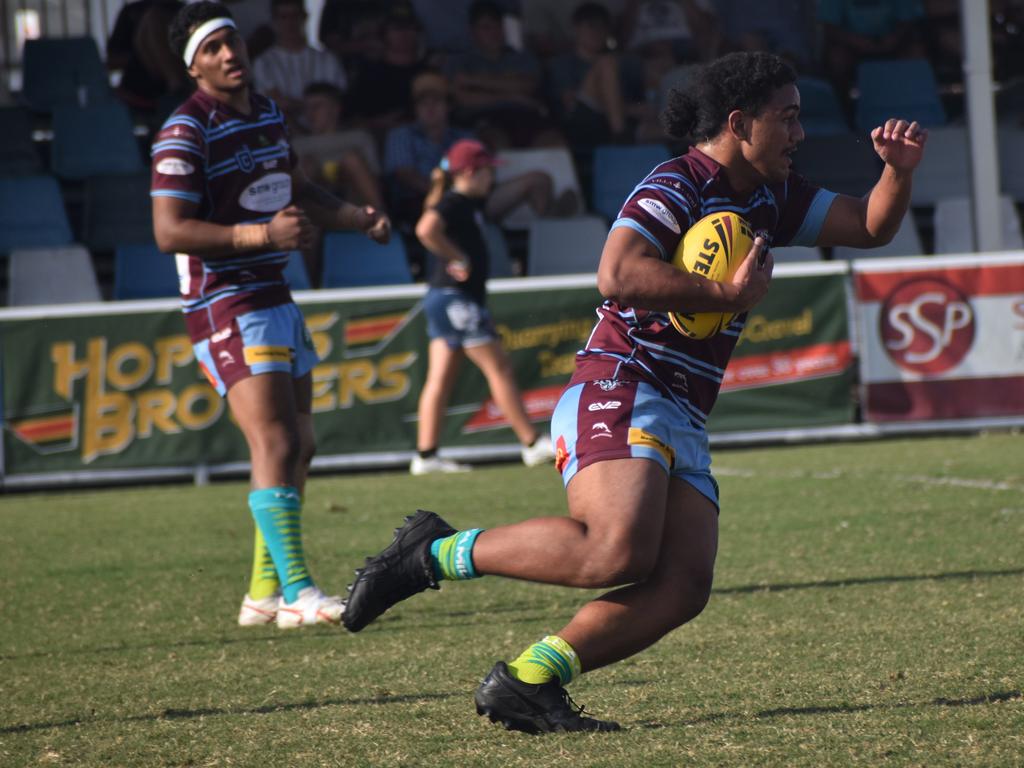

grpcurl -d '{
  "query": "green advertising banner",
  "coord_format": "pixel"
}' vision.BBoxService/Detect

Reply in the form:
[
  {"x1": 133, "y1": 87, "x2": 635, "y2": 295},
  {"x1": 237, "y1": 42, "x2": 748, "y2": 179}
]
[{"x1": 0, "y1": 266, "x2": 854, "y2": 487}]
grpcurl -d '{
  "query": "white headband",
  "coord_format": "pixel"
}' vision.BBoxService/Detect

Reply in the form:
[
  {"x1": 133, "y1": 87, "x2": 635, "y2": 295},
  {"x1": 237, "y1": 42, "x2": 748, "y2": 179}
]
[{"x1": 183, "y1": 17, "x2": 237, "y2": 66}]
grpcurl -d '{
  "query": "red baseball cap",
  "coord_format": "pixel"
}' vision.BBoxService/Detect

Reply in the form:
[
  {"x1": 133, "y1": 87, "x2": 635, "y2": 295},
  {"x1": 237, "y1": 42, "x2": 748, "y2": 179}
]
[{"x1": 444, "y1": 139, "x2": 503, "y2": 173}]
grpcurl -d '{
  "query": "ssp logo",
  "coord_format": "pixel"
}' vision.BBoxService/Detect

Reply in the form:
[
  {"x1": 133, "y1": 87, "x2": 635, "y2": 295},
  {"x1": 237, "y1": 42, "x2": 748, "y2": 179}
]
[{"x1": 879, "y1": 278, "x2": 975, "y2": 374}]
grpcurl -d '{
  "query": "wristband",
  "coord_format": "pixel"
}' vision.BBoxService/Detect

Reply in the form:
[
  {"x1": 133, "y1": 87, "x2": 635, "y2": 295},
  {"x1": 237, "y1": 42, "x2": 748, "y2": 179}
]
[{"x1": 232, "y1": 223, "x2": 270, "y2": 251}]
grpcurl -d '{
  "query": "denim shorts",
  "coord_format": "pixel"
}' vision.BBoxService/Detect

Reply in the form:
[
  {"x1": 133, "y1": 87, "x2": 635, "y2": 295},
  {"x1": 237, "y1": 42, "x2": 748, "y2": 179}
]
[{"x1": 423, "y1": 287, "x2": 498, "y2": 349}]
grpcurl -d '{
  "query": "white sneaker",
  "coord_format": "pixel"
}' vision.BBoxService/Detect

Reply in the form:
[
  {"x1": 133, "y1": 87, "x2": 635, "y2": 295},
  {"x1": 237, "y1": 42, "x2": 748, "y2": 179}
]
[
  {"x1": 276, "y1": 586, "x2": 345, "y2": 629},
  {"x1": 521, "y1": 435, "x2": 556, "y2": 467},
  {"x1": 410, "y1": 455, "x2": 472, "y2": 475},
  {"x1": 238, "y1": 592, "x2": 280, "y2": 626}
]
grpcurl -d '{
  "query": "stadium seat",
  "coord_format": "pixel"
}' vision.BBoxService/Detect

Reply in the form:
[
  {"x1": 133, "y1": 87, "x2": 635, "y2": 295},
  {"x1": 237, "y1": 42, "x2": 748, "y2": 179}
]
[
  {"x1": 112, "y1": 243, "x2": 178, "y2": 300},
  {"x1": 832, "y1": 215, "x2": 924, "y2": 260},
  {"x1": 51, "y1": 101, "x2": 145, "y2": 180},
  {"x1": 0, "y1": 107, "x2": 41, "y2": 175},
  {"x1": 796, "y1": 77, "x2": 850, "y2": 136},
  {"x1": 321, "y1": 232, "x2": 412, "y2": 287},
  {"x1": 998, "y1": 126, "x2": 1024, "y2": 203},
  {"x1": 908, "y1": 126, "x2": 970, "y2": 206},
  {"x1": 527, "y1": 215, "x2": 608, "y2": 276},
  {"x1": 494, "y1": 147, "x2": 583, "y2": 228},
  {"x1": 283, "y1": 251, "x2": 312, "y2": 290},
  {"x1": 8, "y1": 245, "x2": 101, "y2": 305},
  {"x1": 854, "y1": 59, "x2": 947, "y2": 134},
  {"x1": 482, "y1": 222, "x2": 516, "y2": 278},
  {"x1": 791, "y1": 134, "x2": 882, "y2": 197},
  {"x1": 932, "y1": 195, "x2": 1024, "y2": 254},
  {"x1": 20, "y1": 37, "x2": 111, "y2": 113},
  {"x1": 591, "y1": 144, "x2": 673, "y2": 223},
  {"x1": 0, "y1": 175, "x2": 73, "y2": 250},
  {"x1": 770, "y1": 246, "x2": 824, "y2": 263},
  {"x1": 81, "y1": 173, "x2": 154, "y2": 251}
]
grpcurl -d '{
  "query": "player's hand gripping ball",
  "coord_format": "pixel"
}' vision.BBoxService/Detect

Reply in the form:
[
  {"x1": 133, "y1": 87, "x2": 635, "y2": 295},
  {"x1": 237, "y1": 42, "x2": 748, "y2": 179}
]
[{"x1": 669, "y1": 211, "x2": 754, "y2": 339}]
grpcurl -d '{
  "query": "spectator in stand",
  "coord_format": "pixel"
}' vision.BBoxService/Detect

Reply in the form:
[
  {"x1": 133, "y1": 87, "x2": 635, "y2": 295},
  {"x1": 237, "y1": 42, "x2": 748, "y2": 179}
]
[
  {"x1": 520, "y1": 0, "x2": 626, "y2": 59},
  {"x1": 547, "y1": 2, "x2": 630, "y2": 148},
  {"x1": 346, "y1": 1, "x2": 428, "y2": 141},
  {"x1": 107, "y1": 0, "x2": 187, "y2": 114},
  {"x1": 318, "y1": 0, "x2": 385, "y2": 75},
  {"x1": 446, "y1": 0, "x2": 563, "y2": 148},
  {"x1": 818, "y1": 0, "x2": 927, "y2": 100},
  {"x1": 385, "y1": 71, "x2": 575, "y2": 253},
  {"x1": 408, "y1": 0, "x2": 519, "y2": 61},
  {"x1": 711, "y1": 0, "x2": 815, "y2": 67},
  {"x1": 252, "y1": 0, "x2": 348, "y2": 129}
]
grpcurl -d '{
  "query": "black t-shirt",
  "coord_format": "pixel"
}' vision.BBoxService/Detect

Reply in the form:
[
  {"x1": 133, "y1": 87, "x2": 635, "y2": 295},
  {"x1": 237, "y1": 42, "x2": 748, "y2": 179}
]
[{"x1": 427, "y1": 190, "x2": 489, "y2": 304}]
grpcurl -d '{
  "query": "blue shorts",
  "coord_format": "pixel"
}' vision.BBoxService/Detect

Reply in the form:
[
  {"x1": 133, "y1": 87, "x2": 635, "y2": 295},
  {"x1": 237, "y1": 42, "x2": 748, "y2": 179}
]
[
  {"x1": 550, "y1": 379, "x2": 720, "y2": 508},
  {"x1": 423, "y1": 287, "x2": 498, "y2": 349},
  {"x1": 193, "y1": 303, "x2": 320, "y2": 396}
]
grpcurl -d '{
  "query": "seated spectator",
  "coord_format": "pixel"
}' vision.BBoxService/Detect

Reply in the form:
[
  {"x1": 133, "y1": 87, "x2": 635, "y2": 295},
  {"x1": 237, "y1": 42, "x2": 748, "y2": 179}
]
[
  {"x1": 446, "y1": 0, "x2": 563, "y2": 148},
  {"x1": 253, "y1": 0, "x2": 348, "y2": 129},
  {"x1": 409, "y1": 0, "x2": 519, "y2": 60},
  {"x1": 385, "y1": 71, "x2": 575, "y2": 237},
  {"x1": 346, "y1": 2, "x2": 428, "y2": 141},
  {"x1": 292, "y1": 82, "x2": 384, "y2": 211},
  {"x1": 521, "y1": 0, "x2": 626, "y2": 59},
  {"x1": 318, "y1": 0, "x2": 386, "y2": 74},
  {"x1": 547, "y1": 2, "x2": 629, "y2": 147},
  {"x1": 818, "y1": 0, "x2": 927, "y2": 99},
  {"x1": 711, "y1": 0, "x2": 815, "y2": 67},
  {"x1": 106, "y1": 0, "x2": 187, "y2": 114}
]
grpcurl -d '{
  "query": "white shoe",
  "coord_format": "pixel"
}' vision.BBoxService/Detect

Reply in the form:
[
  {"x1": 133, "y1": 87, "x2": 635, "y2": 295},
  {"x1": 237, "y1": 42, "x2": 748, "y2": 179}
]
[
  {"x1": 238, "y1": 592, "x2": 280, "y2": 626},
  {"x1": 276, "y1": 586, "x2": 345, "y2": 629},
  {"x1": 521, "y1": 435, "x2": 556, "y2": 467},
  {"x1": 410, "y1": 455, "x2": 472, "y2": 475}
]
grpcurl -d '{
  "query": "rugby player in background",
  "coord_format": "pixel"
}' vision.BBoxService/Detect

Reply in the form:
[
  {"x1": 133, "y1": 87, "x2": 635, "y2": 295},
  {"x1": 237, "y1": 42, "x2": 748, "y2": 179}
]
[
  {"x1": 151, "y1": 1, "x2": 390, "y2": 629},
  {"x1": 341, "y1": 52, "x2": 926, "y2": 732}
]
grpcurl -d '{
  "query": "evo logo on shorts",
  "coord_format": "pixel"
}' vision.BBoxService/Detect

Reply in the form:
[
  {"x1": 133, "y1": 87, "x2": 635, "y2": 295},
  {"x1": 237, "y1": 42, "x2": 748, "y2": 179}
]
[
  {"x1": 243, "y1": 345, "x2": 293, "y2": 365},
  {"x1": 628, "y1": 427, "x2": 675, "y2": 467}
]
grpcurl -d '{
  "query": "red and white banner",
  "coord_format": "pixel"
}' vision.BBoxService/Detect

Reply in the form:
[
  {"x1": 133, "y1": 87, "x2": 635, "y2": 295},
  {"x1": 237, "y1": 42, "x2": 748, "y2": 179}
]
[{"x1": 853, "y1": 253, "x2": 1024, "y2": 422}]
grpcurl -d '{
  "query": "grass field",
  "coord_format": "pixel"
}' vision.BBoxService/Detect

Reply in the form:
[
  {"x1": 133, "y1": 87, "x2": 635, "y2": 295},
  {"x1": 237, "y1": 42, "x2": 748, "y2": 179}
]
[{"x1": 2, "y1": 432, "x2": 1022, "y2": 767}]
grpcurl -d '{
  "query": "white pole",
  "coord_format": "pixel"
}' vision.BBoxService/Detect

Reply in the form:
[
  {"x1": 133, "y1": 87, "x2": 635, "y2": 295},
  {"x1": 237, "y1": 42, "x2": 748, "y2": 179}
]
[{"x1": 961, "y1": 0, "x2": 1003, "y2": 251}]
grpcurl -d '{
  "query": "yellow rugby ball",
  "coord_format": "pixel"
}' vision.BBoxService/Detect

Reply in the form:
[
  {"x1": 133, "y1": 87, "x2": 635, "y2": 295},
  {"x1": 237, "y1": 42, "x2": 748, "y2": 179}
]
[{"x1": 668, "y1": 211, "x2": 754, "y2": 339}]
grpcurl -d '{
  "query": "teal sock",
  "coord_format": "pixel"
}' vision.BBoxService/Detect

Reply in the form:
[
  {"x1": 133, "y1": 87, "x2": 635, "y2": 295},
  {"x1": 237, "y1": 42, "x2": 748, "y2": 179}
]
[
  {"x1": 429, "y1": 528, "x2": 484, "y2": 581},
  {"x1": 249, "y1": 486, "x2": 313, "y2": 603}
]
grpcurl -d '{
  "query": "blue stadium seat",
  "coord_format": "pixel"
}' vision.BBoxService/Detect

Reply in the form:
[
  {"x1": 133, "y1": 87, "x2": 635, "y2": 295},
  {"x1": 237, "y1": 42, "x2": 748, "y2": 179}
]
[
  {"x1": 51, "y1": 101, "x2": 144, "y2": 180},
  {"x1": 481, "y1": 222, "x2": 516, "y2": 278},
  {"x1": 796, "y1": 77, "x2": 850, "y2": 136},
  {"x1": 0, "y1": 175, "x2": 73, "y2": 250},
  {"x1": 9, "y1": 245, "x2": 101, "y2": 305},
  {"x1": 0, "y1": 107, "x2": 41, "y2": 174},
  {"x1": 855, "y1": 59, "x2": 946, "y2": 134},
  {"x1": 527, "y1": 215, "x2": 609, "y2": 276},
  {"x1": 591, "y1": 144, "x2": 673, "y2": 223},
  {"x1": 113, "y1": 243, "x2": 179, "y2": 300},
  {"x1": 20, "y1": 37, "x2": 111, "y2": 113},
  {"x1": 321, "y1": 232, "x2": 412, "y2": 287},
  {"x1": 283, "y1": 251, "x2": 312, "y2": 290},
  {"x1": 82, "y1": 173, "x2": 154, "y2": 251}
]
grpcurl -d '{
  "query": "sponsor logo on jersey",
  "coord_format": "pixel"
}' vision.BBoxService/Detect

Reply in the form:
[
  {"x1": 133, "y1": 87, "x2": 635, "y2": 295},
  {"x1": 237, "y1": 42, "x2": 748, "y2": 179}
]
[
  {"x1": 156, "y1": 158, "x2": 195, "y2": 175},
  {"x1": 590, "y1": 422, "x2": 613, "y2": 439},
  {"x1": 587, "y1": 400, "x2": 622, "y2": 411},
  {"x1": 211, "y1": 327, "x2": 233, "y2": 343},
  {"x1": 637, "y1": 198, "x2": 680, "y2": 233},
  {"x1": 627, "y1": 427, "x2": 675, "y2": 466},
  {"x1": 555, "y1": 435, "x2": 570, "y2": 473},
  {"x1": 243, "y1": 345, "x2": 293, "y2": 365},
  {"x1": 594, "y1": 379, "x2": 622, "y2": 391},
  {"x1": 217, "y1": 350, "x2": 236, "y2": 366},
  {"x1": 238, "y1": 172, "x2": 292, "y2": 212},
  {"x1": 262, "y1": 159, "x2": 279, "y2": 169}
]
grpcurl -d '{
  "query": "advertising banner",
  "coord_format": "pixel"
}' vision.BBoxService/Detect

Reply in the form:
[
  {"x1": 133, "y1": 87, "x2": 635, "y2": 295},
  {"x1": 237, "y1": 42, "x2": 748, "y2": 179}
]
[{"x1": 853, "y1": 253, "x2": 1024, "y2": 423}]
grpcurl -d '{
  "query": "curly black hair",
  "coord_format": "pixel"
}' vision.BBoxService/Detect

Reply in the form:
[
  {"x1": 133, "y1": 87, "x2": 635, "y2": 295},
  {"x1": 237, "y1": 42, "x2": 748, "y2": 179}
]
[
  {"x1": 168, "y1": 1, "x2": 234, "y2": 61},
  {"x1": 661, "y1": 52, "x2": 797, "y2": 142}
]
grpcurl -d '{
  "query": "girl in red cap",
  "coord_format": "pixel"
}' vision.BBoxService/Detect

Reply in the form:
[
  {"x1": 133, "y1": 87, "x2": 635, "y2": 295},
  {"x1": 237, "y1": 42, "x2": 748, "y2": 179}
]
[{"x1": 410, "y1": 139, "x2": 555, "y2": 475}]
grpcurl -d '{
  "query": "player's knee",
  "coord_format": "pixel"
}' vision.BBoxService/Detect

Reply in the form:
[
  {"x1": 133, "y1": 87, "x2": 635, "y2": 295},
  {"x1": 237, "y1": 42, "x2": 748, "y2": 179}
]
[
  {"x1": 667, "y1": 568, "x2": 714, "y2": 627},
  {"x1": 579, "y1": 540, "x2": 657, "y2": 588},
  {"x1": 252, "y1": 424, "x2": 302, "y2": 469}
]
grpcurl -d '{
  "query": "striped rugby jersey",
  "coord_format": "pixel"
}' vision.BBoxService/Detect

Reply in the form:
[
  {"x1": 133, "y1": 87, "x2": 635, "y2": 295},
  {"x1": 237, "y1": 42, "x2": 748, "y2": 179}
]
[
  {"x1": 571, "y1": 146, "x2": 838, "y2": 430},
  {"x1": 150, "y1": 88, "x2": 297, "y2": 342}
]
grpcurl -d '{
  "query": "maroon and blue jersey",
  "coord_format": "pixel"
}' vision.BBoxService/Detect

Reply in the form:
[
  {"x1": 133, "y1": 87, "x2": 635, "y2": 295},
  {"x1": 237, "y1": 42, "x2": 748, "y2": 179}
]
[
  {"x1": 572, "y1": 146, "x2": 837, "y2": 430},
  {"x1": 150, "y1": 88, "x2": 297, "y2": 342}
]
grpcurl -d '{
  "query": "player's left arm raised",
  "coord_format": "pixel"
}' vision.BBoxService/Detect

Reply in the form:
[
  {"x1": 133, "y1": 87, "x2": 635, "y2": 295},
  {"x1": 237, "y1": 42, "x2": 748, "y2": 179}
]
[
  {"x1": 815, "y1": 118, "x2": 928, "y2": 249},
  {"x1": 290, "y1": 166, "x2": 391, "y2": 244}
]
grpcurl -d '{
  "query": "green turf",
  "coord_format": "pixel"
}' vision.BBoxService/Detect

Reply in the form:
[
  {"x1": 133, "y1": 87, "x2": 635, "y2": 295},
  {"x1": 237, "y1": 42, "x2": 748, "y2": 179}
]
[{"x1": 2, "y1": 433, "x2": 1022, "y2": 767}]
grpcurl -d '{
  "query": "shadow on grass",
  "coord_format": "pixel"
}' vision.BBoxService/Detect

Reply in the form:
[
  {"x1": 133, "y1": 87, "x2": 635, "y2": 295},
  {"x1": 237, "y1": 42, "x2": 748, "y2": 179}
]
[
  {"x1": 635, "y1": 689, "x2": 1023, "y2": 729},
  {"x1": 714, "y1": 566, "x2": 1024, "y2": 596},
  {"x1": 0, "y1": 690, "x2": 460, "y2": 736}
]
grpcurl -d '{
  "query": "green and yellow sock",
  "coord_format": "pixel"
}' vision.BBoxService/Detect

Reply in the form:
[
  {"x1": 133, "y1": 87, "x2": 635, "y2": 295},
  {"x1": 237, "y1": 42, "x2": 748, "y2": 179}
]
[
  {"x1": 507, "y1": 635, "x2": 582, "y2": 686},
  {"x1": 249, "y1": 486, "x2": 313, "y2": 604},
  {"x1": 429, "y1": 528, "x2": 484, "y2": 581},
  {"x1": 247, "y1": 525, "x2": 280, "y2": 600}
]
